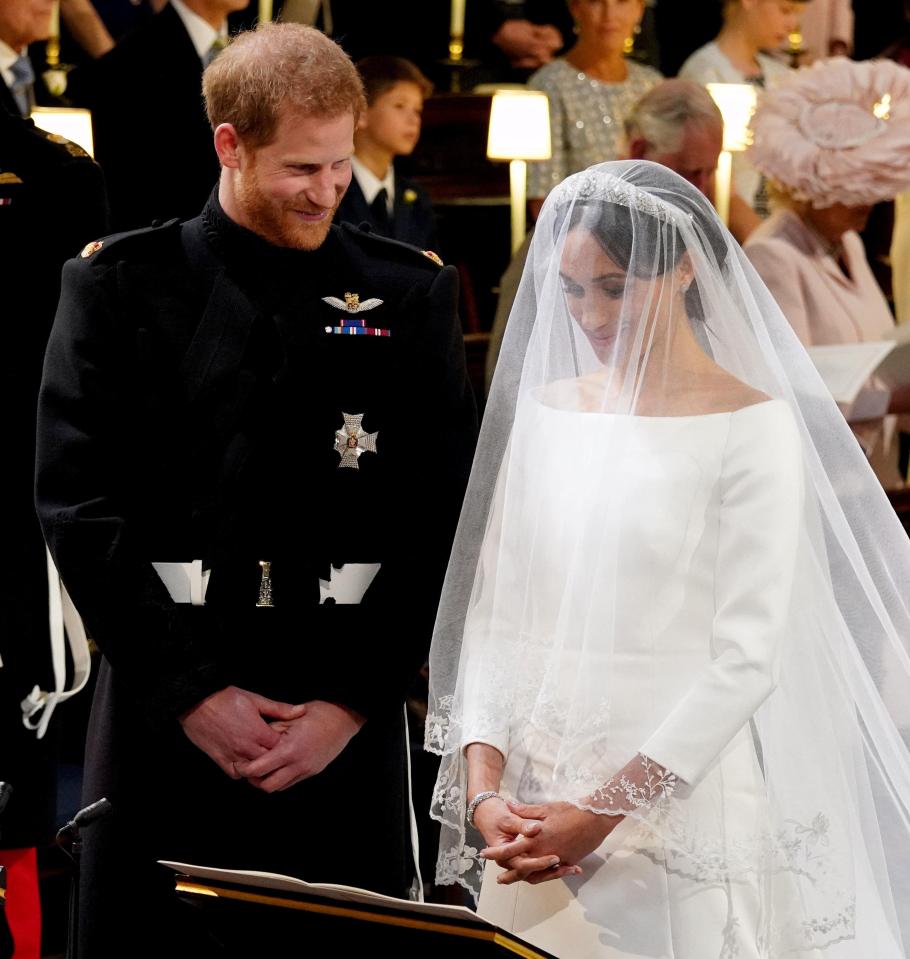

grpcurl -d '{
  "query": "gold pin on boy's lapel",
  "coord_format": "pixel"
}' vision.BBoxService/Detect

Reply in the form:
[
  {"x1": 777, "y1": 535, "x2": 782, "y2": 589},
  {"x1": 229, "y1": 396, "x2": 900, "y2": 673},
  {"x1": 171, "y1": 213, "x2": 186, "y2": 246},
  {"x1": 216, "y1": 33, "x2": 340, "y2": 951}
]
[{"x1": 80, "y1": 240, "x2": 103, "y2": 258}]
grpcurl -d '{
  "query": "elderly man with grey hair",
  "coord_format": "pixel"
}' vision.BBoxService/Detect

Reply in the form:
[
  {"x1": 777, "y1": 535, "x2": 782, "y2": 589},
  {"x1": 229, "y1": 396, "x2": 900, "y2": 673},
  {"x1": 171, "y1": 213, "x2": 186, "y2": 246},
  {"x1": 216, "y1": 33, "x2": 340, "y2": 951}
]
[{"x1": 624, "y1": 78, "x2": 759, "y2": 243}]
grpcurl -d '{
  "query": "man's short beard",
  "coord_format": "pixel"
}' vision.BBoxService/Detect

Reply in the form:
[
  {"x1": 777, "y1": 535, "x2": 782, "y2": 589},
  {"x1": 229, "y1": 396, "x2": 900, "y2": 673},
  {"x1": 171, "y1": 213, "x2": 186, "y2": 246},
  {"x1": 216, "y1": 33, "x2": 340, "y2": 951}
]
[{"x1": 235, "y1": 165, "x2": 337, "y2": 251}]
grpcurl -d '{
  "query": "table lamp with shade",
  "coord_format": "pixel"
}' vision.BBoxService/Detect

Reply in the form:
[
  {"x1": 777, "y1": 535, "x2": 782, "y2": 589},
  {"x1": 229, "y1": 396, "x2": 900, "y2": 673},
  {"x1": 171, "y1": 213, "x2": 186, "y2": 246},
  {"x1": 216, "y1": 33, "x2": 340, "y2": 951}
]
[
  {"x1": 486, "y1": 89, "x2": 551, "y2": 255},
  {"x1": 706, "y1": 83, "x2": 757, "y2": 227}
]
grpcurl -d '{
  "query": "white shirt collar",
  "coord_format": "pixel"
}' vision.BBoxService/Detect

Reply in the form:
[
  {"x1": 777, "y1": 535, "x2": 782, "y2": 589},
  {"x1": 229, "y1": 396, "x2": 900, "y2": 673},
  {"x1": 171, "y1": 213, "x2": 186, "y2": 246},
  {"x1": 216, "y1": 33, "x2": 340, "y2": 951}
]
[
  {"x1": 168, "y1": 0, "x2": 226, "y2": 61},
  {"x1": 350, "y1": 155, "x2": 395, "y2": 211},
  {"x1": 0, "y1": 38, "x2": 24, "y2": 91}
]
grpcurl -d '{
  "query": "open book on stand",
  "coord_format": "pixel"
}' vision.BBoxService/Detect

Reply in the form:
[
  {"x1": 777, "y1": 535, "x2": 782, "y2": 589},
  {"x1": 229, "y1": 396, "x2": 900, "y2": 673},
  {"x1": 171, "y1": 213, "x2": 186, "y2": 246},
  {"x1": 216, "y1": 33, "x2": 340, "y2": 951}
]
[{"x1": 161, "y1": 860, "x2": 558, "y2": 957}]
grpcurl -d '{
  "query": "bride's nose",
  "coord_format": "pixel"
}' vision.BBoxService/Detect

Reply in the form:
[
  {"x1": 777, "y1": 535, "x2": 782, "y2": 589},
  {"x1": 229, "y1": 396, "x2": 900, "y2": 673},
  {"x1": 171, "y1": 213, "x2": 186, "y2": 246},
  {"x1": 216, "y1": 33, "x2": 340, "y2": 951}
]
[{"x1": 578, "y1": 300, "x2": 609, "y2": 333}]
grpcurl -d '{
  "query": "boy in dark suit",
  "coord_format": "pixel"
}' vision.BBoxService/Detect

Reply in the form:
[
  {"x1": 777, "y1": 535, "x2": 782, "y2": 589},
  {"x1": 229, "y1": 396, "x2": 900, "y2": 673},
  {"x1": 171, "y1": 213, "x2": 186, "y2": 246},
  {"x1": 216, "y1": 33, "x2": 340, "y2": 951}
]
[{"x1": 336, "y1": 55, "x2": 439, "y2": 252}]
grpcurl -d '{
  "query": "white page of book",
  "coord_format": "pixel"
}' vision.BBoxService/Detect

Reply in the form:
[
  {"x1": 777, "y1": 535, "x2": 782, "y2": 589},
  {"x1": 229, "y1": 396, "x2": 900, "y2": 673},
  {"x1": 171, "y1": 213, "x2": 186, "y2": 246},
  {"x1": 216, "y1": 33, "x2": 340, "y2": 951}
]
[
  {"x1": 806, "y1": 341, "x2": 895, "y2": 404},
  {"x1": 160, "y1": 861, "x2": 481, "y2": 923}
]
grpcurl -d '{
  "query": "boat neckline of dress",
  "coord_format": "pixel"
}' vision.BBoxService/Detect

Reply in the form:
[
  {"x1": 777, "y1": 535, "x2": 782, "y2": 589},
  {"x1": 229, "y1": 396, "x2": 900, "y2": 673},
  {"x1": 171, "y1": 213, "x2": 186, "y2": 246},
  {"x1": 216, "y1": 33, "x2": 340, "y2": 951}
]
[{"x1": 529, "y1": 393, "x2": 783, "y2": 420}]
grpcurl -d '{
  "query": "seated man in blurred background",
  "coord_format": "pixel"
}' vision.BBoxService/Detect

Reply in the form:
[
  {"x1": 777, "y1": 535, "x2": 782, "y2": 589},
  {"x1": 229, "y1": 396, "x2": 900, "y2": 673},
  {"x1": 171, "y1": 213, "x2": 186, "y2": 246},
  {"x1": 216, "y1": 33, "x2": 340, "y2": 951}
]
[
  {"x1": 66, "y1": 0, "x2": 246, "y2": 230},
  {"x1": 624, "y1": 78, "x2": 759, "y2": 244}
]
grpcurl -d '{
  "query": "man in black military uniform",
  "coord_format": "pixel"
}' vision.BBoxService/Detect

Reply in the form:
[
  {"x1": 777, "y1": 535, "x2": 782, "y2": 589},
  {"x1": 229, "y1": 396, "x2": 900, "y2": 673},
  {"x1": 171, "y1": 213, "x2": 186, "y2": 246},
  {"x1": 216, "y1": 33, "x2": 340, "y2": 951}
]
[
  {"x1": 0, "y1": 105, "x2": 106, "y2": 957},
  {"x1": 36, "y1": 23, "x2": 475, "y2": 958}
]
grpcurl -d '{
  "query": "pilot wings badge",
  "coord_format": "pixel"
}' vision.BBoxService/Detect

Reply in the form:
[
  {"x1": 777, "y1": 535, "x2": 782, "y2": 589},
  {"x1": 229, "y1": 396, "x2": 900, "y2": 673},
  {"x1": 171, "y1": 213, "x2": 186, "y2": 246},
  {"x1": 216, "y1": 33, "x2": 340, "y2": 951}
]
[{"x1": 322, "y1": 292, "x2": 383, "y2": 313}]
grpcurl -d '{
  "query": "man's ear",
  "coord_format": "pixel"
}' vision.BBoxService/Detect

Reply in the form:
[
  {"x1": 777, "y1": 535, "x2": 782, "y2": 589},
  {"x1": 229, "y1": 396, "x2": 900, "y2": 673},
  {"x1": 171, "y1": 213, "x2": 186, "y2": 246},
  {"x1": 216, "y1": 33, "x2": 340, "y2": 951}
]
[
  {"x1": 214, "y1": 123, "x2": 243, "y2": 169},
  {"x1": 626, "y1": 136, "x2": 649, "y2": 161}
]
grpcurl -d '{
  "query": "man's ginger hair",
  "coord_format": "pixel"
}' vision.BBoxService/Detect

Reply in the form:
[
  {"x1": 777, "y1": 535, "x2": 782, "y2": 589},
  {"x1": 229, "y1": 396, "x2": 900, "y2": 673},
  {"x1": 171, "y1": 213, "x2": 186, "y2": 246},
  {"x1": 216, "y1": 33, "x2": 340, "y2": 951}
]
[{"x1": 203, "y1": 22, "x2": 366, "y2": 146}]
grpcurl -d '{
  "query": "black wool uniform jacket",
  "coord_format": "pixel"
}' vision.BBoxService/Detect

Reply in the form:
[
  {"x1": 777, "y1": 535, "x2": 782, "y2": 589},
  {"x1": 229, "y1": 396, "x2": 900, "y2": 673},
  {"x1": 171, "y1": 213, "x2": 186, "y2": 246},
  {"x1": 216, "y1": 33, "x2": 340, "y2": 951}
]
[
  {"x1": 0, "y1": 75, "x2": 21, "y2": 119},
  {"x1": 0, "y1": 108, "x2": 107, "y2": 849},
  {"x1": 35, "y1": 196, "x2": 476, "y2": 957},
  {"x1": 65, "y1": 2, "x2": 219, "y2": 232},
  {"x1": 335, "y1": 172, "x2": 440, "y2": 254}
]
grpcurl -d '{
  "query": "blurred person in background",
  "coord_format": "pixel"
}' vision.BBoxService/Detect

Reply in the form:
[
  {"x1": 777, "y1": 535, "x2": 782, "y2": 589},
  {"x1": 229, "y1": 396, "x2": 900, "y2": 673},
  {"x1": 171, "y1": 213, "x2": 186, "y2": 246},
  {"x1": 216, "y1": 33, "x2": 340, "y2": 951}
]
[
  {"x1": 526, "y1": 0, "x2": 662, "y2": 219},
  {"x1": 746, "y1": 57, "x2": 910, "y2": 486},
  {"x1": 679, "y1": 0, "x2": 806, "y2": 216},
  {"x1": 335, "y1": 56, "x2": 439, "y2": 251}
]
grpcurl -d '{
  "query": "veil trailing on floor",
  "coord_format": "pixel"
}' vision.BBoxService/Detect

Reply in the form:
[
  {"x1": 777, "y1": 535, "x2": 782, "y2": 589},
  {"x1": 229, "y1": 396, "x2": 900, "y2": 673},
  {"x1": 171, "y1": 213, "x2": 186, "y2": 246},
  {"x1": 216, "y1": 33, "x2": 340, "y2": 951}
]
[{"x1": 426, "y1": 160, "x2": 910, "y2": 955}]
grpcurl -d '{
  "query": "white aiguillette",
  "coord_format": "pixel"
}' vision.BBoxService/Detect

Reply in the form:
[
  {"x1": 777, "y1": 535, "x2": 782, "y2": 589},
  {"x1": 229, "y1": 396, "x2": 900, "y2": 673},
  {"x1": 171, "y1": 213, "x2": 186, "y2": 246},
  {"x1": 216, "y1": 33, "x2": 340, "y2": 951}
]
[
  {"x1": 318, "y1": 563, "x2": 381, "y2": 605},
  {"x1": 152, "y1": 560, "x2": 210, "y2": 606}
]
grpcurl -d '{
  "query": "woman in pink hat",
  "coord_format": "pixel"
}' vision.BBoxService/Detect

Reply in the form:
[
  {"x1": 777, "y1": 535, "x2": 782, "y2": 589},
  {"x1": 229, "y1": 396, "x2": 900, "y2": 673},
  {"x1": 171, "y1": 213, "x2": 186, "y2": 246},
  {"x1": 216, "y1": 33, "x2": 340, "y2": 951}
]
[{"x1": 745, "y1": 57, "x2": 910, "y2": 486}]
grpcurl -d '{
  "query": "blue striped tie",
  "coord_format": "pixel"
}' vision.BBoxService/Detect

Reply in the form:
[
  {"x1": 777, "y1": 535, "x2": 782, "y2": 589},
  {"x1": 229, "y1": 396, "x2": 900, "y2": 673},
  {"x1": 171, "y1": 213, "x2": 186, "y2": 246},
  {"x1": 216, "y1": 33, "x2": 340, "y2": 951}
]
[{"x1": 9, "y1": 55, "x2": 35, "y2": 116}]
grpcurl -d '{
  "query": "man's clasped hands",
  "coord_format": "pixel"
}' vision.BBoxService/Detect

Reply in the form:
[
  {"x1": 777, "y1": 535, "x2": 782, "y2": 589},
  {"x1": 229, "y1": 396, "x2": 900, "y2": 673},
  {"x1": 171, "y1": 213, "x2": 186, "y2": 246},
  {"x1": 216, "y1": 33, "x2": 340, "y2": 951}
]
[{"x1": 179, "y1": 685, "x2": 364, "y2": 793}]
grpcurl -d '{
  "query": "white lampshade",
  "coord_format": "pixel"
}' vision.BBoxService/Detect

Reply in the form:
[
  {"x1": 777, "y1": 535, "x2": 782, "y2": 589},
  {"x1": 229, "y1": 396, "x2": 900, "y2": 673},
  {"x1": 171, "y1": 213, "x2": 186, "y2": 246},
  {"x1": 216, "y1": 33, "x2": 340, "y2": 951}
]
[
  {"x1": 487, "y1": 90, "x2": 551, "y2": 161},
  {"x1": 31, "y1": 106, "x2": 94, "y2": 157},
  {"x1": 706, "y1": 83, "x2": 757, "y2": 153}
]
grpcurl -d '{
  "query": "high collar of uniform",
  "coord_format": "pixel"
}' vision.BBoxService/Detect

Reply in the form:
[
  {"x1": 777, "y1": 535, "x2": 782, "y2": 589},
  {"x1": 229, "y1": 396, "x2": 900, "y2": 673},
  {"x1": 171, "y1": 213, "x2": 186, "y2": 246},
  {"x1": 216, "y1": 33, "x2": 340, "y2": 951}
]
[{"x1": 201, "y1": 189, "x2": 334, "y2": 283}]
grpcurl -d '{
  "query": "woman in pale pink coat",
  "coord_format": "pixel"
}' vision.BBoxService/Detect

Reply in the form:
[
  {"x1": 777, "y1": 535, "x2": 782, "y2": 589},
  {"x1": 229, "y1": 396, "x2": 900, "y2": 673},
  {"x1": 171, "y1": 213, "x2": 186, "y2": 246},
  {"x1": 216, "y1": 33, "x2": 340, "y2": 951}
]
[{"x1": 745, "y1": 58, "x2": 910, "y2": 486}]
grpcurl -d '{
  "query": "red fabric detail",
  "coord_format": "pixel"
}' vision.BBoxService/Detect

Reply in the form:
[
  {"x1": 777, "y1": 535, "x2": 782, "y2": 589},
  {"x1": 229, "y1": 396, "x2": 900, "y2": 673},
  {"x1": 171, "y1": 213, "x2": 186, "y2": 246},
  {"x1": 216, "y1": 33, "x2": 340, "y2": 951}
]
[{"x1": 0, "y1": 849, "x2": 41, "y2": 959}]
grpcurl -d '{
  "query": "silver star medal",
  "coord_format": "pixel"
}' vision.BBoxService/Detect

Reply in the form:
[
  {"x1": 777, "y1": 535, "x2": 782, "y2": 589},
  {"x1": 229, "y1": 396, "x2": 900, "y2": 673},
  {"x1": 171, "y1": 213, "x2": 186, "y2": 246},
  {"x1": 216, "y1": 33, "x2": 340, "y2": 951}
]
[{"x1": 334, "y1": 413, "x2": 378, "y2": 469}]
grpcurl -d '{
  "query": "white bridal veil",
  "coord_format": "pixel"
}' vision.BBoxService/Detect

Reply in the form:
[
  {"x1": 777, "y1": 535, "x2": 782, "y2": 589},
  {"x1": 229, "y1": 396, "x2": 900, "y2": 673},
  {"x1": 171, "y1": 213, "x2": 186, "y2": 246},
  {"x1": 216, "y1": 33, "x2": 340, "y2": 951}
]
[{"x1": 426, "y1": 161, "x2": 910, "y2": 956}]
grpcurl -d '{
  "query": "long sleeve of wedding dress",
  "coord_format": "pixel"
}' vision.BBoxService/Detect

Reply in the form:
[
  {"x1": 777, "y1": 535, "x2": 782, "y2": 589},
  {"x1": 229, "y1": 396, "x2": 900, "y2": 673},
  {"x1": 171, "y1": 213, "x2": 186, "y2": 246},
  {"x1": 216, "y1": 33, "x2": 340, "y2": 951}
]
[{"x1": 637, "y1": 401, "x2": 803, "y2": 787}]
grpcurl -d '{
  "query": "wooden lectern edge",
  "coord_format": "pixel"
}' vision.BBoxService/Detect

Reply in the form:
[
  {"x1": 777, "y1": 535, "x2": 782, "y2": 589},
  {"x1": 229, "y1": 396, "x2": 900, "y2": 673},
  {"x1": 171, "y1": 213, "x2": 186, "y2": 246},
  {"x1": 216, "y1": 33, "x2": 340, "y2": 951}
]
[{"x1": 169, "y1": 876, "x2": 554, "y2": 959}]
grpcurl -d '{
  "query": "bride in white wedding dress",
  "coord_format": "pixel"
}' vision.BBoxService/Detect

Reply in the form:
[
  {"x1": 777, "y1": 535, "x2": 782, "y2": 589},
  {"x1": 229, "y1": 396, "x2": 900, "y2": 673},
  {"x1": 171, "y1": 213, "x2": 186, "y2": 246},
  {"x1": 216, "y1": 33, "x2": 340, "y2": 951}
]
[{"x1": 426, "y1": 161, "x2": 910, "y2": 958}]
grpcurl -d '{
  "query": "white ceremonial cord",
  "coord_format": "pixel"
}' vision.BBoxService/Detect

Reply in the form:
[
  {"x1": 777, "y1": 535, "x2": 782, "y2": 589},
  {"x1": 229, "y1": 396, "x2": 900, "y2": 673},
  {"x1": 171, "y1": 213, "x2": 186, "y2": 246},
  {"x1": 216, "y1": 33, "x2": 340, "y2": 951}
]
[
  {"x1": 20, "y1": 549, "x2": 91, "y2": 739},
  {"x1": 403, "y1": 703, "x2": 425, "y2": 902}
]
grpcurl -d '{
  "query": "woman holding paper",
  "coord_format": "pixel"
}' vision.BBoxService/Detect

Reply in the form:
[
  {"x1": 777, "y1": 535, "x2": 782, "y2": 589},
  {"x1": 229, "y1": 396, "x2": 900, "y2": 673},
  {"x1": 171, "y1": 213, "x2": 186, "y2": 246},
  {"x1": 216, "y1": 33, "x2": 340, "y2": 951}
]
[{"x1": 744, "y1": 58, "x2": 910, "y2": 483}]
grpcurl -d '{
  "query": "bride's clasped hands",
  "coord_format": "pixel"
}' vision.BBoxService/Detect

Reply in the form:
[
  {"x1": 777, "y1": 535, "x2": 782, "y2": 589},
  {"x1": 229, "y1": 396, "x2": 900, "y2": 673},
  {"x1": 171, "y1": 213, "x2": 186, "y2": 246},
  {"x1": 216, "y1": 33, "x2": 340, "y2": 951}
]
[{"x1": 475, "y1": 797, "x2": 623, "y2": 885}]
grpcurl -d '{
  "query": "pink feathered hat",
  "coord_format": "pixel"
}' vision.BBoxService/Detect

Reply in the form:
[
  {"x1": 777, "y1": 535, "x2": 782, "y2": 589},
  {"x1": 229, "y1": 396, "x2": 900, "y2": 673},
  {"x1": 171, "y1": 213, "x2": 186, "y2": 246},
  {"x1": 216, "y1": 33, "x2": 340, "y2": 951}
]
[{"x1": 748, "y1": 57, "x2": 910, "y2": 208}]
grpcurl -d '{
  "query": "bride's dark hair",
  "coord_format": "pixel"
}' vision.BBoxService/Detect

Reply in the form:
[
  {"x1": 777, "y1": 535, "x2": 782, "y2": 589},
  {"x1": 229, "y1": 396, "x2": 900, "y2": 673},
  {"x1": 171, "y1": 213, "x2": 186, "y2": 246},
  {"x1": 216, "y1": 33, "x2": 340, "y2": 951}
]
[{"x1": 563, "y1": 193, "x2": 729, "y2": 325}]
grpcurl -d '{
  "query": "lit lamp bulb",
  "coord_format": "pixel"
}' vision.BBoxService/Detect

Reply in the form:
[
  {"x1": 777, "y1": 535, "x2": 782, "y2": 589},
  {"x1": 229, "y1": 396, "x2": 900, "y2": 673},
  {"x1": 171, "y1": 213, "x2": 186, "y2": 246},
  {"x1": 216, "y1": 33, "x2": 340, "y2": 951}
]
[
  {"x1": 487, "y1": 90, "x2": 551, "y2": 254},
  {"x1": 706, "y1": 83, "x2": 757, "y2": 226},
  {"x1": 873, "y1": 93, "x2": 892, "y2": 121}
]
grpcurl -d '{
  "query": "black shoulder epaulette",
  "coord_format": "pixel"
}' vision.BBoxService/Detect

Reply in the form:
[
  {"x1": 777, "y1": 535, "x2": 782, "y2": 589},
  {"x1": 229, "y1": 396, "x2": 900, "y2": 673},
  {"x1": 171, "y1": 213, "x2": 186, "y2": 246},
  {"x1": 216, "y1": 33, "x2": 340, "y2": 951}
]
[
  {"x1": 337, "y1": 221, "x2": 445, "y2": 271},
  {"x1": 75, "y1": 218, "x2": 182, "y2": 265}
]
